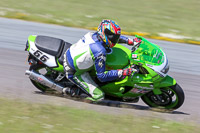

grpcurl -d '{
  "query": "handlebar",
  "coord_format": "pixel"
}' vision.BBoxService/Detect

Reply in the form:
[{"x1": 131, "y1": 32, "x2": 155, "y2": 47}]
[{"x1": 131, "y1": 38, "x2": 142, "y2": 52}]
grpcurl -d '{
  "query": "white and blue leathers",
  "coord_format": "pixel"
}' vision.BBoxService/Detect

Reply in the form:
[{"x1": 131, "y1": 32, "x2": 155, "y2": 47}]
[{"x1": 63, "y1": 32, "x2": 129, "y2": 100}]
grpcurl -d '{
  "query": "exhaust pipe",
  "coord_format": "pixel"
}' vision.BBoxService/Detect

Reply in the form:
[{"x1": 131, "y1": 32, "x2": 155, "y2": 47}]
[{"x1": 25, "y1": 70, "x2": 64, "y2": 93}]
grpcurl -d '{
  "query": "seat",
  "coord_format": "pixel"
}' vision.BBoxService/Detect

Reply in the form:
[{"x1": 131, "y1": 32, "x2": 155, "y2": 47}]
[
  {"x1": 58, "y1": 42, "x2": 72, "y2": 65},
  {"x1": 35, "y1": 35, "x2": 65, "y2": 58}
]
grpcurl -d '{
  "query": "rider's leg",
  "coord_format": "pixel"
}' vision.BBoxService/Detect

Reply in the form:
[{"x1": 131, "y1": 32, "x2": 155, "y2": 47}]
[
  {"x1": 64, "y1": 72, "x2": 104, "y2": 101},
  {"x1": 63, "y1": 51, "x2": 104, "y2": 101},
  {"x1": 64, "y1": 71, "x2": 104, "y2": 101},
  {"x1": 71, "y1": 72, "x2": 104, "y2": 101}
]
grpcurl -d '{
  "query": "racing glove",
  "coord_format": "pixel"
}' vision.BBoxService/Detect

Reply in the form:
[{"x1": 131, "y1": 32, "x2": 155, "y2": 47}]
[
  {"x1": 127, "y1": 38, "x2": 142, "y2": 46},
  {"x1": 118, "y1": 68, "x2": 133, "y2": 78}
]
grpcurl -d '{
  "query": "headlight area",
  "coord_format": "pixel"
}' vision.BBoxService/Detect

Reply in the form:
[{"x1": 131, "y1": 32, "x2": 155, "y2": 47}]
[
  {"x1": 146, "y1": 52, "x2": 170, "y2": 78},
  {"x1": 157, "y1": 58, "x2": 169, "y2": 77},
  {"x1": 161, "y1": 59, "x2": 169, "y2": 74}
]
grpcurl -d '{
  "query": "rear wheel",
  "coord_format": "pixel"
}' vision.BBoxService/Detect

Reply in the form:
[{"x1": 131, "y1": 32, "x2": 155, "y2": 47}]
[
  {"x1": 141, "y1": 84, "x2": 184, "y2": 110},
  {"x1": 29, "y1": 64, "x2": 54, "y2": 92}
]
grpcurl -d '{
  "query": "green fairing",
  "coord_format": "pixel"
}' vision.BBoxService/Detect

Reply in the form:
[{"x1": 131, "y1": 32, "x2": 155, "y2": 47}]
[
  {"x1": 28, "y1": 35, "x2": 37, "y2": 42},
  {"x1": 106, "y1": 44, "x2": 131, "y2": 70},
  {"x1": 28, "y1": 35, "x2": 64, "y2": 72},
  {"x1": 158, "y1": 75, "x2": 176, "y2": 87},
  {"x1": 100, "y1": 35, "x2": 176, "y2": 98},
  {"x1": 52, "y1": 59, "x2": 64, "y2": 71},
  {"x1": 27, "y1": 35, "x2": 36, "y2": 51}
]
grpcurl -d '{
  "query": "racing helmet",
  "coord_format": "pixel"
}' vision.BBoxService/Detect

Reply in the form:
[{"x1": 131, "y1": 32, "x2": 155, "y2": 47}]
[{"x1": 97, "y1": 19, "x2": 121, "y2": 48}]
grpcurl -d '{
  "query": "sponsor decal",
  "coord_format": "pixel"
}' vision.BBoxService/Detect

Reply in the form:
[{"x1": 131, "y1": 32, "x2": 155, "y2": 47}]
[
  {"x1": 97, "y1": 54, "x2": 106, "y2": 61},
  {"x1": 130, "y1": 84, "x2": 154, "y2": 94},
  {"x1": 134, "y1": 84, "x2": 154, "y2": 90},
  {"x1": 30, "y1": 76, "x2": 46, "y2": 86},
  {"x1": 97, "y1": 54, "x2": 106, "y2": 68},
  {"x1": 98, "y1": 60, "x2": 104, "y2": 68},
  {"x1": 130, "y1": 88, "x2": 150, "y2": 94},
  {"x1": 146, "y1": 64, "x2": 153, "y2": 67},
  {"x1": 37, "y1": 77, "x2": 44, "y2": 81},
  {"x1": 132, "y1": 54, "x2": 137, "y2": 59}
]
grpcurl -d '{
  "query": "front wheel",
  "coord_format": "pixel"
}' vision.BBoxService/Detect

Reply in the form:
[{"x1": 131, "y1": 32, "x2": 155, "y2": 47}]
[{"x1": 141, "y1": 84, "x2": 185, "y2": 110}]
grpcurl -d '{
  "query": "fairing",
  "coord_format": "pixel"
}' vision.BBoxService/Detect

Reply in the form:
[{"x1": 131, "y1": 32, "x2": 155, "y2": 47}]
[
  {"x1": 101, "y1": 36, "x2": 176, "y2": 98},
  {"x1": 27, "y1": 35, "x2": 62, "y2": 70},
  {"x1": 105, "y1": 44, "x2": 131, "y2": 70},
  {"x1": 131, "y1": 36, "x2": 169, "y2": 77}
]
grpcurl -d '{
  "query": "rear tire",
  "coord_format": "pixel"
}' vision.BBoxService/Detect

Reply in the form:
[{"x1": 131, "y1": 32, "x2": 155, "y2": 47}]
[{"x1": 141, "y1": 84, "x2": 185, "y2": 110}]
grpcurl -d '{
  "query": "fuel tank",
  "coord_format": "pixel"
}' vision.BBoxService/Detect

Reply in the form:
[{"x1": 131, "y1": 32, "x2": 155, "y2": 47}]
[{"x1": 106, "y1": 44, "x2": 131, "y2": 70}]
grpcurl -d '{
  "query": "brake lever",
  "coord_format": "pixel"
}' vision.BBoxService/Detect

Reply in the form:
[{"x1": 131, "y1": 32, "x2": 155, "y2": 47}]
[
  {"x1": 131, "y1": 67, "x2": 139, "y2": 78},
  {"x1": 131, "y1": 42, "x2": 141, "y2": 52},
  {"x1": 131, "y1": 46, "x2": 136, "y2": 52}
]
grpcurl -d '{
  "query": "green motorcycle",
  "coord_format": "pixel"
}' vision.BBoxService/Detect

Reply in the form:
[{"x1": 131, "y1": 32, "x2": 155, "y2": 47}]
[{"x1": 25, "y1": 35, "x2": 184, "y2": 110}]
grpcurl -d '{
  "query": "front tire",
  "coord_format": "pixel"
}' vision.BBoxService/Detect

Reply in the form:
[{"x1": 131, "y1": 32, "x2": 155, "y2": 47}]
[{"x1": 141, "y1": 84, "x2": 185, "y2": 110}]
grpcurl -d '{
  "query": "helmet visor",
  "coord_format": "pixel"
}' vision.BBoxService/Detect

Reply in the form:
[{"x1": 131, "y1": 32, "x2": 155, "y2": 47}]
[{"x1": 105, "y1": 28, "x2": 120, "y2": 44}]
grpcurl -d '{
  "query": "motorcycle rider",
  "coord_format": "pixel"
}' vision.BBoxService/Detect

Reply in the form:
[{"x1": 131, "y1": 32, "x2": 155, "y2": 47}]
[{"x1": 63, "y1": 19, "x2": 141, "y2": 101}]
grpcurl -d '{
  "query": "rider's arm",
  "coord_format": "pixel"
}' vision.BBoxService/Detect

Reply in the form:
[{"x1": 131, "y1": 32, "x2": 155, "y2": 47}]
[
  {"x1": 94, "y1": 53, "x2": 119, "y2": 82},
  {"x1": 118, "y1": 35, "x2": 129, "y2": 44},
  {"x1": 118, "y1": 35, "x2": 141, "y2": 45},
  {"x1": 90, "y1": 42, "x2": 125, "y2": 82}
]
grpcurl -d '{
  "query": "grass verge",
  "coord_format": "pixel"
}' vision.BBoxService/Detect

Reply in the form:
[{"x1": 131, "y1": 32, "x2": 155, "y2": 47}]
[
  {"x1": 0, "y1": 0, "x2": 199, "y2": 44},
  {"x1": 0, "y1": 98, "x2": 199, "y2": 133}
]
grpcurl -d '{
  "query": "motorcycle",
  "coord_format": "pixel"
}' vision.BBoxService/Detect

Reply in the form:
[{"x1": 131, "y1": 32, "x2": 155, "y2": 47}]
[{"x1": 25, "y1": 34, "x2": 185, "y2": 110}]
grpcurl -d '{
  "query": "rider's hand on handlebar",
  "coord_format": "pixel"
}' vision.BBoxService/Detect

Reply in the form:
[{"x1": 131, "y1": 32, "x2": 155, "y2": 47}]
[
  {"x1": 122, "y1": 68, "x2": 133, "y2": 76},
  {"x1": 133, "y1": 38, "x2": 142, "y2": 47},
  {"x1": 128, "y1": 38, "x2": 142, "y2": 47},
  {"x1": 118, "y1": 68, "x2": 135, "y2": 78}
]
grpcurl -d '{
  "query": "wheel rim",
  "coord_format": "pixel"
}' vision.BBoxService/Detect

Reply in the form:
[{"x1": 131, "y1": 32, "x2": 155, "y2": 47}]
[
  {"x1": 149, "y1": 90, "x2": 172, "y2": 106},
  {"x1": 143, "y1": 87, "x2": 179, "y2": 109}
]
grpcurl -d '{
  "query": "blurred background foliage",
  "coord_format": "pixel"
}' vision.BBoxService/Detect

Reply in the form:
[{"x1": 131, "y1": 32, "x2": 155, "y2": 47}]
[{"x1": 0, "y1": 0, "x2": 199, "y2": 41}]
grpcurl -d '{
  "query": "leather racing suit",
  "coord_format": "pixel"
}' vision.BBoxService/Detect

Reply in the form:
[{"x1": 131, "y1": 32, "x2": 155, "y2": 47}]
[{"x1": 63, "y1": 32, "x2": 132, "y2": 101}]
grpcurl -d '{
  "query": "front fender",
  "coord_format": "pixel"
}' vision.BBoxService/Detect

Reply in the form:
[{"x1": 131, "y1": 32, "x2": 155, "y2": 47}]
[{"x1": 158, "y1": 75, "x2": 176, "y2": 88}]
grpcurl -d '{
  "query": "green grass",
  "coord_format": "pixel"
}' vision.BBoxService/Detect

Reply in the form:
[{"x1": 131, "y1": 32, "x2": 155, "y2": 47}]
[
  {"x1": 0, "y1": 0, "x2": 199, "y2": 41},
  {"x1": 0, "y1": 98, "x2": 199, "y2": 133}
]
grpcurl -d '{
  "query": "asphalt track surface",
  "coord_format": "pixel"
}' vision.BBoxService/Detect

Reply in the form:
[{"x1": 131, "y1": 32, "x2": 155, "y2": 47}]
[{"x1": 0, "y1": 17, "x2": 200, "y2": 124}]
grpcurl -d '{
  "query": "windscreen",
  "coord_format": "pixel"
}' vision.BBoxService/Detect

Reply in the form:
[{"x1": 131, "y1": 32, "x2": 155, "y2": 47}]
[{"x1": 132, "y1": 38, "x2": 165, "y2": 66}]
